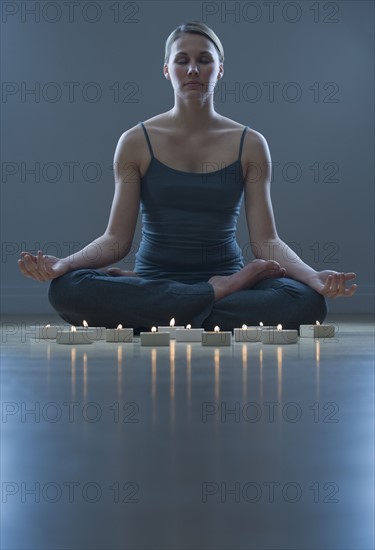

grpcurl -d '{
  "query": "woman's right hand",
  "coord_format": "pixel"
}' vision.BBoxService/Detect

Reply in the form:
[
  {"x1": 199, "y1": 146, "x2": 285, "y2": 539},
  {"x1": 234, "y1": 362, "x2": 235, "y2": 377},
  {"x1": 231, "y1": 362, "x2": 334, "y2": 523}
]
[{"x1": 18, "y1": 250, "x2": 68, "y2": 282}]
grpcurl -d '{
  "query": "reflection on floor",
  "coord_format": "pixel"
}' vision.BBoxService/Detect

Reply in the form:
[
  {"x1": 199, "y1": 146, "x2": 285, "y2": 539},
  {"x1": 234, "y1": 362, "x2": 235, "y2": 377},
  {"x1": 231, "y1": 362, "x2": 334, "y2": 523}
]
[{"x1": 1, "y1": 314, "x2": 374, "y2": 550}]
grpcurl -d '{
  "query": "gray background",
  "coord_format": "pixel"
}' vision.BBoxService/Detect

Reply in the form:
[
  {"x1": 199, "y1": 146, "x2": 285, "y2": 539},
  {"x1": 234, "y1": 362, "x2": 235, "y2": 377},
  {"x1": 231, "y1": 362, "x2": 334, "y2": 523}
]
[{"x1": 1, "y1": 0, "x2": 374, "y2": 314}]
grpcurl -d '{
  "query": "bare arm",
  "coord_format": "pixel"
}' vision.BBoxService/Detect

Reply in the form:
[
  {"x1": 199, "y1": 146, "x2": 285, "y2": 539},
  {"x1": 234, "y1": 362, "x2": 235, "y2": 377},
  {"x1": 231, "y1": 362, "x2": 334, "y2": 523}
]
[
  {"x1": 243, "y1": 130, "x2": 357, "y2": 298},
  {"x1": 18, "y1": 128, "x2": 142, "y2": 281}
]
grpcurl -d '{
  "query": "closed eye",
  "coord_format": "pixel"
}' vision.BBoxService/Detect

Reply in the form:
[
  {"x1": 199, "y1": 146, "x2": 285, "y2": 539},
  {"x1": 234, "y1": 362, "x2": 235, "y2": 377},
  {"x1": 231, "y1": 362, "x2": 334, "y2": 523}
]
[{"x1": 176, "y1": 59, "x2": 211, "y2": 64}]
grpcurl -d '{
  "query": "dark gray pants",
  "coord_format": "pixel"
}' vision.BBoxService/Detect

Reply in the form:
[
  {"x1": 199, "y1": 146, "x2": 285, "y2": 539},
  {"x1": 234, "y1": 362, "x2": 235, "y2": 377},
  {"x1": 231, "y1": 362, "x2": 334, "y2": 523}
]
[{"x1": 48, "y1": 269, "x2": 327, "y2": 333}]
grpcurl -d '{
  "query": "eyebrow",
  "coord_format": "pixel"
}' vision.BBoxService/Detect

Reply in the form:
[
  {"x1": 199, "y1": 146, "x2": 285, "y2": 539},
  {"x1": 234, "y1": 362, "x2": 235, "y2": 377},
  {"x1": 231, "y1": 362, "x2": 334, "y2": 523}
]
[{"x1": 174, "y1": 51, "x2": 213, "y2": 56}]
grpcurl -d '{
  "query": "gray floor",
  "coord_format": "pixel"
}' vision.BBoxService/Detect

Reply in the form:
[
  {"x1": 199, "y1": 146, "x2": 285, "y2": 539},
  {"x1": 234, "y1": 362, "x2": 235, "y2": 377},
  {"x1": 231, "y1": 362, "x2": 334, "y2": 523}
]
[{"x1": 1, "y1": 314, "x2": 374, "y2": 550}]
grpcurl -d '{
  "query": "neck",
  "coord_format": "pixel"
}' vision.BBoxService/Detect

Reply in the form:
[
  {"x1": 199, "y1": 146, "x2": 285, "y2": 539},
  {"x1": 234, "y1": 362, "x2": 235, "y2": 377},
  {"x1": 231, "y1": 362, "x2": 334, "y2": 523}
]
[{"x1": 167, "y1": 98, "x2": 222, "y2": 132}]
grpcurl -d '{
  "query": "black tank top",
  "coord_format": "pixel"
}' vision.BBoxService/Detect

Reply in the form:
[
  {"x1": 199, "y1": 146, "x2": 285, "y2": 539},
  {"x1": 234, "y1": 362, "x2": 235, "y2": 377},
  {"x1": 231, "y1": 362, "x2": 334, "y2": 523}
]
[{"x1": 134, "y1": 121, "x2": 249, "y2": 283}]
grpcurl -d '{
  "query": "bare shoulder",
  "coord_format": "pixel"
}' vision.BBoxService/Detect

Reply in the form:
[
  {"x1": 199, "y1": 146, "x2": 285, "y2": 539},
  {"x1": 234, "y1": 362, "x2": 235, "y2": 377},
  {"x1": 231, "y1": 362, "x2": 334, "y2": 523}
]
[
  {"x1": 115, "y1": 122, "x2": 145, "y2": 156},
  {"x1": 215, "y1": 115, "x2": 271, "y2": 169},
  {"x1": 113, "y1": 122, "x2": 148, "y2": 176},
  {"x1": 243, "y1": 126, "x2": 268, "y2": 147},
  {"x1": 136, "y1": 113, "x2": 173, "y2": 133},
  {"x1": 242, "y1": 127, "x2": 271, "y2": 162},
  {"x1": 114, "y1": 115, "x2": 170, "y2": 157}
]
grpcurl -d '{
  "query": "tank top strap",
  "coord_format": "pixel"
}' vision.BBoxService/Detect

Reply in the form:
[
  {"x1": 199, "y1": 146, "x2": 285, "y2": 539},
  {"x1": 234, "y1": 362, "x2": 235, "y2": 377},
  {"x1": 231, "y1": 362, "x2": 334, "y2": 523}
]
[
  {"x1": 238, "y1": 125, "x2": 249, "y2": 162},
  {"x1": 139, "y1": 121, "x2": 154, "y2": 158},
  {"x1": 139, "y1": 121, "x2": 248, "y2": 162}
]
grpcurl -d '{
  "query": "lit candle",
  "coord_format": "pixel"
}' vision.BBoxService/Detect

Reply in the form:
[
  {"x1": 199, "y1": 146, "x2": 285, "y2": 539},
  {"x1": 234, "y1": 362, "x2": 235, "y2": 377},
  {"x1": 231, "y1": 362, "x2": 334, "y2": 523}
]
[
  {"x1": 157, "y1": 318, "x2": 184, "y2": 339},
  {"x1": 106, "y1": 324, "x2": 134, "y2": 343},
  {"x1": 140, "y1": 326, "x2": 170, "y2": 346},
  {"x1": 56, "y1": 326, "x2": 93, "y2": 345},
  {"x1": 261, "y1": 324, "x2": 298, "y2": 345},
  {"x1": 202, "y1": 325, "x2": 232, "y2": 347},
  {"x1": 175, "y1": 324, "x2": 204, "y2": 342},
  {"x1": 32, "y1": 324, "x2": 60, "y2": 340},
  {"x1": 234, "y1": 324, "x2": 262, "y2": 342},
  {"x1": 75, "y1": 320, "x2": 106, "y2": 340},
  {"x1": 299, "y1": 321, "x2": 335, "y2": 338}
]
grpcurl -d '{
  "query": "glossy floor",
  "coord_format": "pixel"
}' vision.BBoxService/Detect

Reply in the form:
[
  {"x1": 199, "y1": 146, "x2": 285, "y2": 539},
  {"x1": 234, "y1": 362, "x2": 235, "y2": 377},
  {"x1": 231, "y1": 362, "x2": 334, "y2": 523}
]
[{"x1": 1, "y1": 314, "x2": 374, "y2": 550}]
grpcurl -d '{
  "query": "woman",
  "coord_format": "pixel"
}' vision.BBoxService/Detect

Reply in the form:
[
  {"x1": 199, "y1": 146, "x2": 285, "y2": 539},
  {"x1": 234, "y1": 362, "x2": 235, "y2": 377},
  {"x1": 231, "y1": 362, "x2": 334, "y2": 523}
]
[{"x1": 18, "y1": 21, "x2": 357, "y2": 331}]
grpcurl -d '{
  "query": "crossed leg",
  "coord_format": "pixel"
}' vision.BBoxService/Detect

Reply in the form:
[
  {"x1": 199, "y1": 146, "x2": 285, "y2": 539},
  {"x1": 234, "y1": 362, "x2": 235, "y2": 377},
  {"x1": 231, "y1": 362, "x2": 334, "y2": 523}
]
[{"x1": 48, "y1": 260, "x2": 326, "y2": 332}]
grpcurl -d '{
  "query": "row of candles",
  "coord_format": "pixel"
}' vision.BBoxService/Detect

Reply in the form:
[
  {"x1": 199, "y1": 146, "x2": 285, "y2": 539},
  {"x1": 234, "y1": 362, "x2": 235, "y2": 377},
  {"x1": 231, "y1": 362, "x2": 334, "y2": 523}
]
[{"x1": 32, "y1": 318, "x2": 335, "y2": 346}]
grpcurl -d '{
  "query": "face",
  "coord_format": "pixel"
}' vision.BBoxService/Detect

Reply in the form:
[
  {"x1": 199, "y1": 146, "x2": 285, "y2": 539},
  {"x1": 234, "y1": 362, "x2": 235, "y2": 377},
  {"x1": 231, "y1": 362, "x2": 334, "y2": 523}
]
[{"x1": 163, "y1": 33, "x2": 223, "y2": 96}]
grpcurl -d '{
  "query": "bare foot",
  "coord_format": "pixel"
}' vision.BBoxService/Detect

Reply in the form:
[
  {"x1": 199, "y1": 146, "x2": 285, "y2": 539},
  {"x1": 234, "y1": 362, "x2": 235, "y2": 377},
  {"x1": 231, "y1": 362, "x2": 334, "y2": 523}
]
[
  {"x1": 105, "y1": 268, "x2": 138, "y2": 277},
  {"x1": 208, "y1": 259, "x2": 286, "y2": 301}
]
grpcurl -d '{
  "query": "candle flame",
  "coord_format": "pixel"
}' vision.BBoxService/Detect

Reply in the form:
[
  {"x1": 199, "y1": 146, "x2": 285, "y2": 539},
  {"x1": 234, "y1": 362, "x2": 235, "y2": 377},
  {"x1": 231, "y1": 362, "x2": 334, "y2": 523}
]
[
  {"x1": 316, "y1": 321, "x2": 320, "y2": 326},
  {"x1": 151, "y1": 326, "x2": 157, "y2": 333},
  {"x1": 117, "y1": 324, "x2": 123, "y2": 329},
  {"x1": 71, "y1": 326, "x2": 77, "y2": 332},
  {"x1": 186, "y1": 324, "x2": 191, "y2": 329},
  {"x1": 259, "y1": 322, "x2": 263, "y2": 327},
  {"x1": 83, "y1": 320, "x2": 88, "y2": 327},
  {"x1": 170, "y1": 318, "x2": 175, "y2": 327},
  {"x1": 277, "y1": 324, "x2": 282, "y2": 331},
  {"x1": 242, "y1": 324, "x2": 247, "y2": 330},
  {"x1": 214, "y1": 326, "x2": 220, "y2": 332}
]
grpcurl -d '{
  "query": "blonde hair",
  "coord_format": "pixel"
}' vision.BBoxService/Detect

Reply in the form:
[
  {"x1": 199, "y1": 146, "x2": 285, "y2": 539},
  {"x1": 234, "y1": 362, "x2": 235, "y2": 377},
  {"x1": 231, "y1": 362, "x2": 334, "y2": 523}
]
[{"x1": 164, "y1": 21, "x2": 224, "y2": 65}]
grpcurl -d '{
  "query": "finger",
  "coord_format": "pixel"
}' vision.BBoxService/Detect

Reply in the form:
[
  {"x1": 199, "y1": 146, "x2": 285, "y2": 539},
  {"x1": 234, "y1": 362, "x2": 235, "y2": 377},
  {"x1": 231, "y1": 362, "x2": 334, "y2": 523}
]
[
  {"x1": 334, "y1": 274, "x2": 357, "y2": 298},
  {"x1": 18, "y1": 259, "x2": 32, "y2": 277},
  {"x1": 324, "y1": 275, "x2": 337, "y2": 296},
  {"x1": 36, "y1": 250, "x2": 50, "y2": 280},
  {"x1": 23, "y1": 254, "x2": 44, "y2": 281},
  {"x1": 322, "y1": 275, "x2": 332, "y2": 290},
  {"x1": 18, "y1": 258, "x2": 43, "y2": 281},
  {"x1": 335, "y1": 272, "x2": 346, "y2": 297},
  {"x1": 345, "y1": 284, "x2": 358, "y2": 297},
  {"x1": 20, "y1": 252, "x2": 37, "y2": 263},
  {"x1": 339, "y1": 272, "x2": 355, "y2": 296},
  {"x1": 36, "y1": 251, "x2": 48, "y2": 280},
  {"x1": 327, "y1": 274, "x2": 342, "y2": 298},
  {"x1": 331, "y1": 273, "x2": 344, "y2": 298}
]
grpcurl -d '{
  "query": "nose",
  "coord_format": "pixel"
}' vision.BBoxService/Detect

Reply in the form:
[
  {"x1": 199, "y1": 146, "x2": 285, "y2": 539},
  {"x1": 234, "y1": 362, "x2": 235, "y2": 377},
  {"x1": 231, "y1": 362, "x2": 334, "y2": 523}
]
[{"x1": 187, "y1": 66, "x2": 199, "y2": 75}]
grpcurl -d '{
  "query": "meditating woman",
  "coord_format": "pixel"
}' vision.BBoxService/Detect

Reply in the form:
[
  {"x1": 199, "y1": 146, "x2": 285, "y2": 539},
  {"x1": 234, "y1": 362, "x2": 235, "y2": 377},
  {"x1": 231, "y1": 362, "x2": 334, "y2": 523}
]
[{"x1": 17, "y1": 21, "x2": 357, "y2": 331}]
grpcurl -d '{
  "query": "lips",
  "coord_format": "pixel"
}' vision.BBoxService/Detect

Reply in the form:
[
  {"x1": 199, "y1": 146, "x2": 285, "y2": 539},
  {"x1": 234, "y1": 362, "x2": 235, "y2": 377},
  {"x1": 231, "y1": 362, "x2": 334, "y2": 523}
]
[{"x1": 185, "y1": 81, "x2": 202, "y2": 86}]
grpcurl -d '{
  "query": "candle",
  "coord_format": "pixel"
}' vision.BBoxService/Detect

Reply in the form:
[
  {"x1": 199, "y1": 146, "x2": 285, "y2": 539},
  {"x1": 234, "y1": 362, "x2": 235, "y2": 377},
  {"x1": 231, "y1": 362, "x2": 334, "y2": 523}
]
[
  {"x1": 106, "y1": 324, "x2": 134, "y2": 343},
  {"x1": 75, "y1": 320, "x2": 106, "y2": 340},
  {"x1": 259, "y1": 322, "x2": 278, "y2": 330},
  {"x1": 202, "y1": 326, "x2": 232, "y2": 347},
  {"x1": 56, "y1": 326, "x2": 93, "y2": 345},
  {"x1": 261, "y1": 324, "x2": 298, "y2": 345},
  {"x1": 299, "y1": 321, "x2": 335, "y2": 338},
  {"x1": 175, "y1": 324, "x2": 204, "y2": 342},
  {"x1": 234, "y1": 324, "x2": 262, "y2": 342},
  {"x1": 140, "y1": 326, "x2": 170, "y2": 346},
  {"x1": 31, "y1": 324, "x2": 60, "y2": 340},
  {"x1": 157, "y1": 318, "x2": 184, "y2": 339}
]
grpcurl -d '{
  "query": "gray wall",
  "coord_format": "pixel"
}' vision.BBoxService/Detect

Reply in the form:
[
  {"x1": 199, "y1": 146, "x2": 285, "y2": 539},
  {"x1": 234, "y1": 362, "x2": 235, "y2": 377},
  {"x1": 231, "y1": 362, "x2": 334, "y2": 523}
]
[{"x1": 1, "y1": 0, "x2": 374, "y2": 314}]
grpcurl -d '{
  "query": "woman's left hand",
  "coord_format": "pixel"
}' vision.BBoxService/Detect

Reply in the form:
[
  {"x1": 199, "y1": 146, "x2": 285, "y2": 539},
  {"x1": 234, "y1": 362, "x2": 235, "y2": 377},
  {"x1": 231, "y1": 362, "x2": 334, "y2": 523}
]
[{"x1": 309, "y1": 270, "x2": 357, "y2": 298}]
